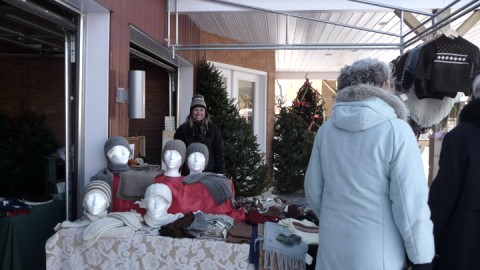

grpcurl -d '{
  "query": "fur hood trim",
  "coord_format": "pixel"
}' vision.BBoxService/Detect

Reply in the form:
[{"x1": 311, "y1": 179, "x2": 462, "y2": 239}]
[{"x1": 336, "y1": 84, "x2": 408, "y2": 121}]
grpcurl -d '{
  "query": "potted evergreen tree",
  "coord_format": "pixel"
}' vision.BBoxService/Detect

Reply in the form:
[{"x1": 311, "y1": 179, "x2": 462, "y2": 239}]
[{"x1": 196, "y1": 59, "x2": 269, "y2": 197}]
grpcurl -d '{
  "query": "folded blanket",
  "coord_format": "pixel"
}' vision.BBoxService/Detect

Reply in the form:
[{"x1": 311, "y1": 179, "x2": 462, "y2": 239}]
[
  {"x1": 226, "y1": 221, "x2": 253, "y2": 244},
  {"x1": 263, "y1": 221, "x2": 307, "y2": 270},
  {"x1": 278, "y1": 218, "x2": 319, "y2": 245}
]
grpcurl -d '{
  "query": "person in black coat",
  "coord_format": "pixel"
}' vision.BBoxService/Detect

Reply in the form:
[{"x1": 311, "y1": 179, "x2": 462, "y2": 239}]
[
  {"x1": 428, "y1": 75, "x2": 480, "y2": 270},
  {"x1": 174, "y1": 94, "x2": 225, "y2": 175}
]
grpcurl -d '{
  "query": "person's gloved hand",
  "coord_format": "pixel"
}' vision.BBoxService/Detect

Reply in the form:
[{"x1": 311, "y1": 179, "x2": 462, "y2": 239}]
[{"x1": 411, "y1": 263, "x2": 432, "y2": 270}]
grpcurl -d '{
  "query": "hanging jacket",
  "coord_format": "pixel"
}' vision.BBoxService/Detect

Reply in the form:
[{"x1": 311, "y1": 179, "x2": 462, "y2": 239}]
[
  {"x1": 405, "y1": 35, "x2": 480, "y2": 99},
  {"x1": 304, "y1": 83, "x2": 434, "y2": 270}
]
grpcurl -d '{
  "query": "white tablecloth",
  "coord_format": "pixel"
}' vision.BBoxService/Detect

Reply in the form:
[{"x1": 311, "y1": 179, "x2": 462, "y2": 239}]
[{"x1": 46, "y1": 226, "x2": 254, "y2": 270}]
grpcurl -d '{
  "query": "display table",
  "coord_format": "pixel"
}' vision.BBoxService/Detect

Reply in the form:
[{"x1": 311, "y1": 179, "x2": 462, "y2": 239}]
[
  {"x1": 0, "y1": 199, "x2": 65, "y2": 270},
  {"x1": 46, "y1": 226, "x2": 254, "y2": 270}
]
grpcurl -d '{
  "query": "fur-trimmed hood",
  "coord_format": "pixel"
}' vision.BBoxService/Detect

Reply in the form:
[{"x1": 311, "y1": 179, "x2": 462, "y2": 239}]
[
  {"x1": 459, "y1": 98, "x2": 480, "y2": 124},
  {"x1": 332, "y1": 84, "x2": 408, "y2": 132}
]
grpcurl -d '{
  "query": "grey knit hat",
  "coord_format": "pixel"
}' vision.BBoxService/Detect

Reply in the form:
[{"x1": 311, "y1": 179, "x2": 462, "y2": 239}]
[
  {"x1": 187, "y1": 143, "x2": 209, "y2": 163},
  {"x1": 83, "y1": 180, "x2": 112, "y2": 207},
  {"x1": 162, "y1": 139, "x2": 186, "y2": 163},
  {"x1": 190, "y1": 94, "x2": 207, "y2": 110},
  {"x1": 104, "y1": 136, "x2": 131, "y2": 156}
]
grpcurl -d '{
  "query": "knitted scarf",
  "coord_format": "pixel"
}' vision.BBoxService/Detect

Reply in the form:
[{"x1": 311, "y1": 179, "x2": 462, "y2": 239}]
[{"x1": 183, "y1": 172, "x2": 233, "y2": 204}]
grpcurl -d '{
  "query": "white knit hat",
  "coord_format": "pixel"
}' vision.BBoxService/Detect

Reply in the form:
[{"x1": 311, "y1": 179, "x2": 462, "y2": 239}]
[{"x1": 136, "y1": 183, "x2": 172, "y2": 209}]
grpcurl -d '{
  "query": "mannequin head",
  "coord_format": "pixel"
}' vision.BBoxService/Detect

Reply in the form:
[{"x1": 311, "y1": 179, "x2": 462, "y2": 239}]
[
  {"x1": 142, "y1": 183, "x2": 172, "y2": 219},
  {"x1": 186, "y1": 143, "x2": 209, "y2": 174},
  {"x1": 162, "y1": 140, "x2": 186, "y2": 177},
  {"x1": 83, "y1": 180, "x2": 112, "y2": 216},
  {"x1": 106, "y1": 145, "x2": 130, "y2": 165},
  {"x1": 104, "y1": 136, "x2": 132, "y2": 168}
]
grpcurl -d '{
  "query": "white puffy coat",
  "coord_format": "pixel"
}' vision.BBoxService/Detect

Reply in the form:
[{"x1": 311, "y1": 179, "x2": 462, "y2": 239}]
[{"x1": 304, "y1": 84, "x2": 434, "y2": 270}]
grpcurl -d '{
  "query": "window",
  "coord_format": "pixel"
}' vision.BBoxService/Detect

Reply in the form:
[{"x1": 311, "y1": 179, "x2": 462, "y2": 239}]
[{"x1": 213, "y1": 62, "x2": 267, "y2": 154}]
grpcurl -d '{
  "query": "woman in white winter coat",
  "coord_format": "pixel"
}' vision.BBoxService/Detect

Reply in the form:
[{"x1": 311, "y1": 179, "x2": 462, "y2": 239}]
[{"x1": 304, "y1": 58, "x2": 434, "y2": 270}]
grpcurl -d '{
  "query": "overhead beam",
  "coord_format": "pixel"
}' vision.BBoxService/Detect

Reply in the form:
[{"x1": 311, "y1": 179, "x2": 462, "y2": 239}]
[
  {"x1": 456, "y1": 10, "x2": 480, "y2": 36},
  {"x1": 394, "y1": 10, "x2": 428, "y2": 36},
  {"x1": 176, "y1": 0, "x2": 458, "y2": 13}
]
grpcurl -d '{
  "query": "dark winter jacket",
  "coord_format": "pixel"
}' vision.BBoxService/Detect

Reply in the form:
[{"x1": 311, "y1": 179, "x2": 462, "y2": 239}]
[
  {"x1": 428, "y1": 98, "x2": 480, "y2": 270},
  {"x1": 174, "y1": 121, "x2": 225, "y2": 175}
]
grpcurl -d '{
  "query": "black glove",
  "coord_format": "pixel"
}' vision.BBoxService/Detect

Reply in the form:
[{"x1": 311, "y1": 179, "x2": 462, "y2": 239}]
[{"x1": 411, "y1": 263, "x2": 432, "y2": 270}]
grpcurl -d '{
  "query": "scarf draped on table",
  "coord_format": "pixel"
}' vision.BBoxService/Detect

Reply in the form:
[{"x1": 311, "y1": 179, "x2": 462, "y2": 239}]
[{"x1": 263, "y1": 221, "x2": 308, "y2": 270}]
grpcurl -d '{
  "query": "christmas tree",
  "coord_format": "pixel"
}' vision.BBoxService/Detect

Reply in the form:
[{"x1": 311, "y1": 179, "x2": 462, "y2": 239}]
[
  {"x1": 292, "y1": 79, "x2": 325, "y2": 132},
  {"x1": 196, "y1": 59, "x2": 269, "y2": 197},
  {"x1": 273, "y1": 78, "x2": 325, "y2": 193}
]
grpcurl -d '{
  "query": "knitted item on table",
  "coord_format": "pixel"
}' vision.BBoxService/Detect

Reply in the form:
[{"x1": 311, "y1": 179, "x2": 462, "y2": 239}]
[
  {"x1": 54, "y1": 210, "x2": 108, "y2": 231},
  {"x1": 108, "y1": 212, "x2": 143, "y2": 229},
  {"x1": 183, "y1": 172, "x2": 233, "y2": 204},
  {"x1": 246, "y1": 209, "x2": 279, "y2": 225},
  {"x1": 188, "y1": 211, "x2": 209, "y2": 232},
  {"x1": 81, "y1": 212, "x2": 143, "y2": 247},
  {"x1": 189, "y1": 213, "x2": 234, "y2": 240},
  {"x1": 82, "y1": 217, "x2": 124, "y2": 248},
  {"x1": 263, "y1": 221, "x2": 308, "y2": 270},
  {"x1": 226, "y1": 221, "x2": 253, "y2": 244},
  {"x1": 278, "y1": 218, "x2": 319, "y2": 245},
  {"x1": 159, "y1": 212, "x2": 196, "y2": 238}
]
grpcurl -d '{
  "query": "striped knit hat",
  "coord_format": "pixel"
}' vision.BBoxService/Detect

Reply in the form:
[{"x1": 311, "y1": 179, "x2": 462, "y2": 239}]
[
  {"x1": 83, "y1": 180, "x2": 112, "y2": 207},
  {"x1": 190, "y1": 94, "x2": 207, "y2": 111}
]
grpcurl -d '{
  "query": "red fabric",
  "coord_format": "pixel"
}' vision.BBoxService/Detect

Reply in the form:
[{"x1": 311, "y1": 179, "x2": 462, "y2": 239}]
[
  {"x1": 154, "y1": 175, "x2": 245, "y2": 221},
  {"x1": 111, "y1": 174, "x2": 146, "y2": 215}
]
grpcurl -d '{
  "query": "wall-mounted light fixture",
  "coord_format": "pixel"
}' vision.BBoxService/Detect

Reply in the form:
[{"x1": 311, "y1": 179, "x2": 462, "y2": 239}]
[
  {"x1": 128, "y1": 70, "x2": 146, "y2": 119},
  {"x1": 115, "y1": 70, "x2": 146, "y2": 119}
]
